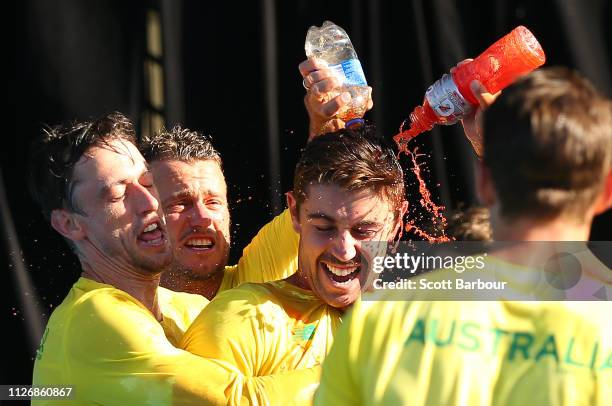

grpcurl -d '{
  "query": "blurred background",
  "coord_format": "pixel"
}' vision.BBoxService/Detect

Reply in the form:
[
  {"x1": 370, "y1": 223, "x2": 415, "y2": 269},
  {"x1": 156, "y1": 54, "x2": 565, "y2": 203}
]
[{"x1": 7, "y1": 0, "x2": 612, "y2": 383}]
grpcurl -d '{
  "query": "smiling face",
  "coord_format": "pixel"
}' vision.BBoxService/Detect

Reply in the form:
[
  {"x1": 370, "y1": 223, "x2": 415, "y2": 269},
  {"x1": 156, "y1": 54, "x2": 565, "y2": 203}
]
[
  {"x1": 151, "y1": 159, "x2": 230, "y2": 280},
  {"x1": 68, "y1": 139, "x2": 171, "y2": 273},
  {"x1": 288, "y1": 184, "x2": 402, "y2": 309}
]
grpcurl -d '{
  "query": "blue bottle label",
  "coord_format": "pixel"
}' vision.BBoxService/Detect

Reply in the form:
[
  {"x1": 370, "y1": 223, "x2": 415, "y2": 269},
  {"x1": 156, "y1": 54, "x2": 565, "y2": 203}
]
[{"x1": 330, "y1": 59, "x2": 367, "y2": 86}]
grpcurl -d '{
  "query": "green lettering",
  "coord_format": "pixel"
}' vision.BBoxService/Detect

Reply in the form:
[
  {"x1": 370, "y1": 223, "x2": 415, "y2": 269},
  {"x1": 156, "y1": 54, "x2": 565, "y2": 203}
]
[
  {"x1": 458, "y1": 322, "x2": 480, "y2": 351},
  {"x1": 36, "y1": 327, "x2": 49, "y2": 361},
  {"x1": 430, "y1": 320, "x2": 456, "y2": 347},
  {"x1": 589, "y1": 342, "x2": 599, "y2": 370},
  {"x1": 509, "y1": 332, "x2": 534, "y2": 361},
  {"x1": 535, "y1": 335, "x2": 559, "y2": 364},
  {"x1": 600, "y1": 351, "x2": 612, "y2": 371},
  {"x1": 292, "y1": 324, "x2": 316, "y2": 341},
  {"x1": 405, "y1": 319, "x2": 426, "y2": 346},
  {"x1": 564, "y1": 337, "x2": 587, "y2": 368},
  {"x1": 491, "y1": 328, "x2": 510, "y2": 355}
]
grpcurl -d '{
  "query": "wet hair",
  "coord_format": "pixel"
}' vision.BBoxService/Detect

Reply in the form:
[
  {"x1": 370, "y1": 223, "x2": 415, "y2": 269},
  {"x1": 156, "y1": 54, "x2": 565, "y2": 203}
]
[
  {"x1": 446, "y1": 207, "x2": 492, "y2": 242},
  {"x1": 483, "y1": 67, "x2": 612, "y2": 220},
  {"x1": 293, "y1": 124, "x2": 405, "y2": 218},
  {"x1": 29, "y1": 112, "x2": 136, "y2": 221},
  {"x1": 139, "y1": 126, "x2": 222, "y2": 167}
]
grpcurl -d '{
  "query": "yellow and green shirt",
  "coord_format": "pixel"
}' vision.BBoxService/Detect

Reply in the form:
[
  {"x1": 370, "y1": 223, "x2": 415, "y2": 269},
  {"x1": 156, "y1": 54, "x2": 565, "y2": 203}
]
[
  {"x1": 315, "y1": 259, "x2": 612, "y2": 405},
  {"x1": 181, "y1": 280, "x2": 344, "y2": 405}
]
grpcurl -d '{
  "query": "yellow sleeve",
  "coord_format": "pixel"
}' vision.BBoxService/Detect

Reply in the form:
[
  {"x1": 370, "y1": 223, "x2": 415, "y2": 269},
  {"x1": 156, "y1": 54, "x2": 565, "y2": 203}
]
[
  {"x1": 49, "y1": 290, "x2": 307, "y2": 405},
  {"x1": 313, "y1": 300, "x2": 364, "y2": 405},
  {"x1": 233, "y1": 208, "x2": 299, "y2": 287},
  {"x1": 182, "y1": 286, "x2": 320, "y2": 405}
]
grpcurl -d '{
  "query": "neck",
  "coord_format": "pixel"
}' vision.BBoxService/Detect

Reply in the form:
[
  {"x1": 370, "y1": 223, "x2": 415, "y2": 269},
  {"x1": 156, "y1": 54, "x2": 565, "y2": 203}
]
[
  {"x1": 160, "y1": 268, "x2": 224, "y2": 300},
  {"x1": 285, "y1": 270, "x2": 312, "y2": 291},
  {"x1": 492, "y1": 212, "x2": 592, "y2": 241},
  {"x1": 488, "y1": 209, "x2": 593, "y2": 268},
  {"x1": 78, "y1": 245, "x2": 162, "y2": 321}
]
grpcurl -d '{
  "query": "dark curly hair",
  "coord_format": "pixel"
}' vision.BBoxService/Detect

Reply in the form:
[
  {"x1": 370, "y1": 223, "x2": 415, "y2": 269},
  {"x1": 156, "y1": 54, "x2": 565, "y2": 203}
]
[{"x1": 28, "y1": 112, "x2": 136, "y2": 221}]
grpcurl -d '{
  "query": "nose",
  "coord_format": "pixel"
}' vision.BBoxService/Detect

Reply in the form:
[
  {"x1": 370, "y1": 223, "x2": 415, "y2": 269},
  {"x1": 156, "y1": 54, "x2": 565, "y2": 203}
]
[
  {"x1": 331, "y1": 229, "x2": 358, "y2": 262},
  {"x1": 135, "y1": 184, "x2": 160, "y2": 214},
  {"x1": 189, "y1": 201, "x2": 213, "y2": 227}
]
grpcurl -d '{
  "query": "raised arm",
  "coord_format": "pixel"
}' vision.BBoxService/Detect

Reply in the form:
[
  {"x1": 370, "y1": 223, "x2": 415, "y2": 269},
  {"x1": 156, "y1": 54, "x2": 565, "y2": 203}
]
[{"x1": 299, "y1": 57, "x2": 373, "y2": 141}]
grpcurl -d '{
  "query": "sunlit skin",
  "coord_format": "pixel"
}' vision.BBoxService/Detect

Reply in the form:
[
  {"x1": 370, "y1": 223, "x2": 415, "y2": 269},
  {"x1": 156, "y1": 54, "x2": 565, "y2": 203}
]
[
  {"x1": 50, "y1": 139, "x2": 172, "y2": 318},
  {"x1": 287, "y1": 184, "x2": 406, "y2": 309},
  {"x1": 150, "y1": 159, "x2": 231, "y2": 298}
]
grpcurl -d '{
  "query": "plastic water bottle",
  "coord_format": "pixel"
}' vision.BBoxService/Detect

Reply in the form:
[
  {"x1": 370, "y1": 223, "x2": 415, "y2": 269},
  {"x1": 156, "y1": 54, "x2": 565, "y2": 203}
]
[
  {"x1": 396, "y1": 26, "x2": 546, "y2": 143},
  {"x1": 305, "y1": 21, "x2": 369, "y2": 127}
]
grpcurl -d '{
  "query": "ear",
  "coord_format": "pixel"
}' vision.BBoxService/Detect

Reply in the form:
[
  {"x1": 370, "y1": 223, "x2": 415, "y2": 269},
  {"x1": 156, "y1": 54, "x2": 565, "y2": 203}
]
[
  {"x1": 594, "y1": 170, "x2": 612, "y2": 215},
  {"x1": 286, "y1": 191, "x2": 302, "y2": 233},
  {"x1": 50, "y1": 209, "x2": 86, "y2": 242},
  {"x1": 476, "y1": 160, "x2": 496, "y2": 207}
]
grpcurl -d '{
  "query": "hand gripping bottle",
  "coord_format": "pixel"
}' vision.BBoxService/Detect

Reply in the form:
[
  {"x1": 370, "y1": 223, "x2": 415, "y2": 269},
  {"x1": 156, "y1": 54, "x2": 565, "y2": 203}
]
[
  {"x1": 305, "y1": 20, "x2": 369, "y2": 128},
  {"x1": 396, "y1": 25, "x2": 545, "y2": 143}
]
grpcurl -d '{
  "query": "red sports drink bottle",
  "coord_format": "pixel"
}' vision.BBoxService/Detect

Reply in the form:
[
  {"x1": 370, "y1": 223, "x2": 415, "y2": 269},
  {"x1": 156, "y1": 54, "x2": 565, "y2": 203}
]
[{"x1": 396, "y1": 26, "x2": 546, "y2": 144}]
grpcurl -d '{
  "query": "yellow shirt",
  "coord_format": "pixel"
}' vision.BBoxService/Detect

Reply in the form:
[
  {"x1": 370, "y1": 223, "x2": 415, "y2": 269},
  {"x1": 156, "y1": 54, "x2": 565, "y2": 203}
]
[
  {"x1": 32, "y1": 210, "x2": 301, "y2": 405},
  {"x1": 33, "y1": 278, "x2": 319, "y2": 405},
  {"x1": 316, "y1": 262, "x2": 612, "y2": 405},
  {"x1": 181, "y1": 281, "x2": 343, "y2": 405},
  {"x1": 219, "y1": 209, "x2": 299, "y2": 292}
]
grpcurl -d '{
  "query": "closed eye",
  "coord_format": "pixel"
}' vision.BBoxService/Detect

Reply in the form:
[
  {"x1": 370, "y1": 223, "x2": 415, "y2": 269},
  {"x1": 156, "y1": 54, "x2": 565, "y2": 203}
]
[
  {"x1": 141, "y1": 171, "x2": 155, "y2": 189},
  {"x1": 109, "y1": 185, "x2": 127, "y2": 202},
  {"x1": 315, "y1": 225, "x2": 335, "y2": 232},
  {"x1": 166, "y1": 199, "x2": 190, "y2": 212},
  {"x1": 352, "y1": 227, "x2": 379, "y2": 239}
]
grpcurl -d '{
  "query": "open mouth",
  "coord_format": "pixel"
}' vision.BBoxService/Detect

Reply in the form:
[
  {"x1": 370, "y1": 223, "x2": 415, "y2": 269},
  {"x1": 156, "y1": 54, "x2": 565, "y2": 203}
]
[
  {"x1": 184, "y1": 237, "x2": 215, "y2": 251},
  {"x1": 321, "y1": 262, "x2": 360, "y2": 285},
  {"x1": 138, "y1": 222, "x2": 164, "y2": 246}
]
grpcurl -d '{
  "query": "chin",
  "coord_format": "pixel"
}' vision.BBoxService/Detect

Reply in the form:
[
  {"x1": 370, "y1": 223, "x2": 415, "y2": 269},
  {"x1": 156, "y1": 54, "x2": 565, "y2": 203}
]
[
  {"x1": 174, "y1": 260, "x2": 225, "y2": 281},
  {"x1": 137, "y1": 257, "x2": 171, "y2": 275},
  {"x1": 326, "y1": 292, "x2": 360, "y2": 309}
]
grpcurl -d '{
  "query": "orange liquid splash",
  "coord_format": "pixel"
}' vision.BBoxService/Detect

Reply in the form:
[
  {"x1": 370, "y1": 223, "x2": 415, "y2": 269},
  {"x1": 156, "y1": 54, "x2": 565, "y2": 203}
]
[
  {"x1": 393, "y1": 103, "x2": 435, "y2": 153},
  {"x1": 398, "y1": 145, "x2": 452, "y2": 243}
]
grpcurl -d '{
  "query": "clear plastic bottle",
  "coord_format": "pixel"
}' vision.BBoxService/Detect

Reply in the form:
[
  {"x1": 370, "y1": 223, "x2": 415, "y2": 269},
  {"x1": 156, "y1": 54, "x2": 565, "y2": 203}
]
[{"x1": 305, "y1": 20, "x2": 369, "y2": 127}]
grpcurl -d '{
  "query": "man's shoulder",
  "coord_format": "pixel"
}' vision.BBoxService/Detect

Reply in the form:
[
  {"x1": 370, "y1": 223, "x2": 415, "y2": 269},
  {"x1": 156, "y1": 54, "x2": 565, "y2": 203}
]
[
  {"x1": 157, "y1": 286, "x2": 208, "y2": 312},
  {"x1": 182, "y1": 282, "x2": 289, "y2": 348},
  {"x1": 157, "y1": 286, "x2": 209, "y2": 336},
  {"x1": 41, "y1": 278, "x2": 169, "y2": 358},
  {"x1": 213, "y1": 281, "x2": 281, "y2": 306},
  {"x1": 59, "y1": 277, "x2": 143, "y2": 317},
  {"x1": 198, "y1": 281, "x2": 290, "y2": 324}
]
